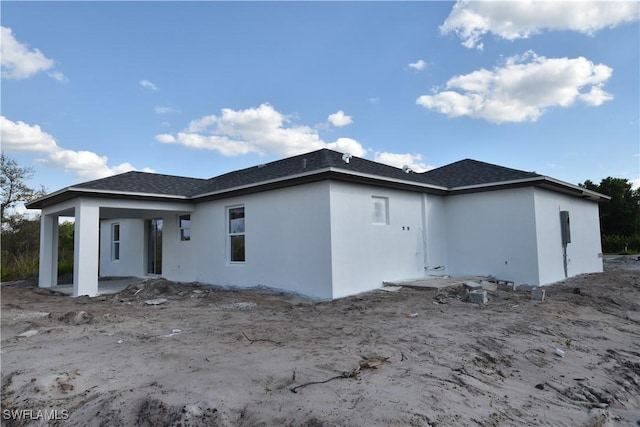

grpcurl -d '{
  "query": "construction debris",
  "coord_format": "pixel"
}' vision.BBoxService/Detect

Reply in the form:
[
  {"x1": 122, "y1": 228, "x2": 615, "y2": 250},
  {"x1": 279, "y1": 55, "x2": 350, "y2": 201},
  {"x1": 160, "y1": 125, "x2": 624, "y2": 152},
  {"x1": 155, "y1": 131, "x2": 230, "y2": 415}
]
[
  {"x1": 468, "y1": 290, "x2": 488, "y2": 305},
  {"x1": 531, "y1": 288, "x2": 546, "y2": 301},
  {"x1": 145, "y1": 298, "x2": 168, "y2": 305}
]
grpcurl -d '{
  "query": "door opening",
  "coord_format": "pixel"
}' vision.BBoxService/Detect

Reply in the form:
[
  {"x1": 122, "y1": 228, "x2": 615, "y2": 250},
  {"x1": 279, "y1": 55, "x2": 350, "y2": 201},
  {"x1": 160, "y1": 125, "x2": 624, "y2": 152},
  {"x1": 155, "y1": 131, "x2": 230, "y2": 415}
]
[{"x1": 147, "y1": 218, "x2": 163, "y2": 275}]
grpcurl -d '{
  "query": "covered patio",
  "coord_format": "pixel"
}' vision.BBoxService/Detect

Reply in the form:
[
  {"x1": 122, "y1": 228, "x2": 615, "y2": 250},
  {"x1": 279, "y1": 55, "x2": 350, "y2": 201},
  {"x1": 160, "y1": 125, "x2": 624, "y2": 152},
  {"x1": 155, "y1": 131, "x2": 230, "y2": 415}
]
[{"x1": 36, "y1": 197, "x2": 193, "y2": 297}]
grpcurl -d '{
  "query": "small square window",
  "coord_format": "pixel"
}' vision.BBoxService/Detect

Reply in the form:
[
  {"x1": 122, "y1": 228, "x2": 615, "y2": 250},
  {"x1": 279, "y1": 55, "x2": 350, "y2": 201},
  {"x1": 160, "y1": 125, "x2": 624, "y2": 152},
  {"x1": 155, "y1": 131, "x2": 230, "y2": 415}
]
[
  {"x1": 372, "y1": 196, "x2": 389, "y2": 225},
  {"x1": 179, "y1": 214, "x2": 191, "y2": 241}
]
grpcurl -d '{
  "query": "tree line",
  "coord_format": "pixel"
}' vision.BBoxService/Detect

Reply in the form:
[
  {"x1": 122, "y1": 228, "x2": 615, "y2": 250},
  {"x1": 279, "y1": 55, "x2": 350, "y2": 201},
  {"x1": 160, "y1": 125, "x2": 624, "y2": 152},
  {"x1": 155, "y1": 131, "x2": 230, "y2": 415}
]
[
  {"x1": 1, "y1": 155, "x2": 639, "y2": 281},
  {"x1": 580, "y1": 177, "x2": 640, "y2": 253},
  {"x1": 1, "y1": 154, "x2": 73, "y2": 281}
]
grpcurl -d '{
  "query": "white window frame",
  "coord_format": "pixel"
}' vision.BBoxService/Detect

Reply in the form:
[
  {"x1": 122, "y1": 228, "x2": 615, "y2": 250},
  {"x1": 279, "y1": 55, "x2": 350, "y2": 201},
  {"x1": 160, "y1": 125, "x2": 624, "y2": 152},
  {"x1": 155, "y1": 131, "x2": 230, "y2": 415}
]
[
  {"x1": 227, "y1": 205, "x2": 245, "y2": 263},
  {"x1": 372, "y1": 196, "x2": 389, "y2": 225},
  {"x1": 111, "y1": 223, "x2": 120, "y2": 261},
  {"x1": 179, "y1": 214, "x2": 191, "y2": 241}
]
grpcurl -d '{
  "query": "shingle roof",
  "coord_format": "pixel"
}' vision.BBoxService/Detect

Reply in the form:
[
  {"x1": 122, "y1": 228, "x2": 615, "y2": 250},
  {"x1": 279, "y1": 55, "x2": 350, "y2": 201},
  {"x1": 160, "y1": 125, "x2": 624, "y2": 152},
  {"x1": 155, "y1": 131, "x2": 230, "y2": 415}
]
[
  {"x1": 28, "y1": 148, "x2": 605, "y2": 209},
  {"x1": 420, "y1": 159, "x2": 542, "y2": 188},
  {"x1": 195, "y1": 148, "x2": 438, "y2": 196},
  {"x1": 73, "y1": 171, "x2": 209, "y2": 197}
]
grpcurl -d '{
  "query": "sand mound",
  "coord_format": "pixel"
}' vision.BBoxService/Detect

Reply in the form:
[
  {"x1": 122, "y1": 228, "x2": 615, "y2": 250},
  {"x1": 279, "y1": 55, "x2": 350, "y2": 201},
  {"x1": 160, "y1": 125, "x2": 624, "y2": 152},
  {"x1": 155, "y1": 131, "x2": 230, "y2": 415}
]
[{"x1": 2, "y1": 263, "x2": 639, "y2": 426}]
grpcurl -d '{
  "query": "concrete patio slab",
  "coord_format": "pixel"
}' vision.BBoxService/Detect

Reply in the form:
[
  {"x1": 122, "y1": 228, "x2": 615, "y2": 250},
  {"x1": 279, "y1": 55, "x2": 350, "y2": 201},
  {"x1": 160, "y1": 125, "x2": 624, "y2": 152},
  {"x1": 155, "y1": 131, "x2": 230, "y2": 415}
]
[
  {"x1": 52, "y1": 277, "x2": 140, "y2": 296},
  {"x1": 383, "y1": 275, "x2": 487, "y2": 290}
]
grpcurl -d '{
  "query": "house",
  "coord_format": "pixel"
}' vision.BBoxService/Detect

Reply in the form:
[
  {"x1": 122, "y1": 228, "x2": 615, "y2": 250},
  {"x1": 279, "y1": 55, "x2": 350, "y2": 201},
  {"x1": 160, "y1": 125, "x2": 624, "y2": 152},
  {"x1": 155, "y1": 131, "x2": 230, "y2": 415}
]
[{"x1": 26, "y1": 148, "x2": 609, "y2": 299}]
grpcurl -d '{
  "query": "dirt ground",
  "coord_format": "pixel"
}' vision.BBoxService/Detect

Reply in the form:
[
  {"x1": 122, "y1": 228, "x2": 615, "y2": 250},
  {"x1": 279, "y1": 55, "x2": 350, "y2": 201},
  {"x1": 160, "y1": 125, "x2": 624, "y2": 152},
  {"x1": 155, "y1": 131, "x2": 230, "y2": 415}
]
[{"x1": 2, "y1": 257, "x2": 639, "y2": 427}]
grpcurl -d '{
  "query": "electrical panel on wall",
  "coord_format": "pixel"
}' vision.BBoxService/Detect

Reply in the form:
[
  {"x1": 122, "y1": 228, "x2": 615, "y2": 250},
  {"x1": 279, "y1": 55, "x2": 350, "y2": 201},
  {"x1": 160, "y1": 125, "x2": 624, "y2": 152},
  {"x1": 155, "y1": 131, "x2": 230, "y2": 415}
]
[{"x1": 560, "y1": 211, "x2": 571, "y2": 245}]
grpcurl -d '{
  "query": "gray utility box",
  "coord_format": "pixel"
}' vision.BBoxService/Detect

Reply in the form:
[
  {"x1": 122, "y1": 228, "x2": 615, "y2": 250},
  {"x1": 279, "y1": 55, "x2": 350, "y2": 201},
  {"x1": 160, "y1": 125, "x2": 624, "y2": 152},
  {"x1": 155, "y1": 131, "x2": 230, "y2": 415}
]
[{"x1": 560, "y1": 211, "x2": 571, "y2": 245}]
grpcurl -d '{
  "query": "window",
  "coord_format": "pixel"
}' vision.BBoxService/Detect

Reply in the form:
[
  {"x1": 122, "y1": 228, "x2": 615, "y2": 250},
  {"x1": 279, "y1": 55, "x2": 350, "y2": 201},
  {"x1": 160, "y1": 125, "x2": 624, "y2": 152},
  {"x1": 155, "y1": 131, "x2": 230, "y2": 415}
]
[
  {"x1": 179, "y1": 214, "x2": 191, "y2": 241},
  {"x1": 372, "y1": 196, "x2": 389, "y2": 225},
  {"x1": 112, "y1": 223, "x2": 120, "y2": 261},
  {"x1": 228, "y1": 206, "x2": 245, "y2": 262}
]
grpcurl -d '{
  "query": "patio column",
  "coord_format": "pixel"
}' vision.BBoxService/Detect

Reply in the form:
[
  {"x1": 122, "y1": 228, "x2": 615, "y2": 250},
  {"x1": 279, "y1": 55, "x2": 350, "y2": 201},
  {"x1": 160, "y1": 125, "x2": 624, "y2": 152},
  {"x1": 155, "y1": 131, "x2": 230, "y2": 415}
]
[
  {"x1": 38, "y1": 213, "x2": 59, "y2": 288},
  {"x1": 73, "y1": 200, "x2": 99, "y2": 297}
]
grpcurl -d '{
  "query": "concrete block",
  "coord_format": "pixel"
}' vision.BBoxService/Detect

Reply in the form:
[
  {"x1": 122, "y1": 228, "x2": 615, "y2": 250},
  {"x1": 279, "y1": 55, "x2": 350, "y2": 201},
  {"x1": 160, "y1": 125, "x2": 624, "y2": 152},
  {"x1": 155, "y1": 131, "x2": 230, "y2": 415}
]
[
  {"x1": 468, "y1": 290, "x2": 488, "y2": 304},
  {"x1": 517, "y1": 284, "x2": 538, "y2": 292},
  {"x1": 496, "y1": 280, "x2": 516, "y2": 291},
  {"x1": 464, "y1": 281, "x2": 481, "y2": 289},
  {"x1": 531, "y1": 288, "x2": 545, "y2": 301},
  {"x1": 480, "y1": 280, "x2": 497, "y2": 291}
]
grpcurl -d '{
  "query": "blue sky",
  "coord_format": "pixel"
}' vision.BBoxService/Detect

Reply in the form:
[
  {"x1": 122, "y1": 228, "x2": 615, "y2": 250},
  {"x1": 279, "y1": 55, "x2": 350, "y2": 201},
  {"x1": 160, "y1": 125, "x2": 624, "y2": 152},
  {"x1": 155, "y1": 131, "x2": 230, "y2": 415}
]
[{"x1": 2, "y1": 1, "x2": 639, "y2": 203}]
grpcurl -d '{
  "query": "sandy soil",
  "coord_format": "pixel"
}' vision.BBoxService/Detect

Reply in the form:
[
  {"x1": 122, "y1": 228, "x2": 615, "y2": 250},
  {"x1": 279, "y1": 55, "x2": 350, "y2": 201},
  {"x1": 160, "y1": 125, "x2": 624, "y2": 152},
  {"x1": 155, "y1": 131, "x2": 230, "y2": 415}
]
[{"x1": 2, "y1": 257, "x2": 639, "y2": 426}]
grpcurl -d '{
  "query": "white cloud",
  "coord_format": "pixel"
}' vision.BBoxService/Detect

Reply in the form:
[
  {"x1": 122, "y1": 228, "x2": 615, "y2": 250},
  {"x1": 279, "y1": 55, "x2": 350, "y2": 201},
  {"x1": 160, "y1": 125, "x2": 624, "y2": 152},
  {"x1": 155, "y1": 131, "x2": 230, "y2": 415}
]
[
  {"x1": 0, "y1": 116, "x2": 59, "y2": 153},
  {"x1": 631, "y1": 178, "x2": 640, "y2": 190},
  {"x1": 409, "y1": 59, "x2": 426, "y2": 71},
  {"x1": 40, "y1": 150, "x2": 151, "y2": 181},
  {"x1": 155, "y1": 134, "x2": 175, "y2": 144},
  {"x1": 369, "y1": 97, "x2": 381, "y2": 105},
  {"x1": 0, "y1": 26, "x2": 63, "y2": 80},
  {"x1": 48, "y1": 71, "x2": 68, "y2": 83},
  {"x1": 579, "y1": 86, "x2": 613, "y2": 106},
  {"x1": 140, "y1": 79, "x2": 159, "y2": 91},
  {"x1": 441, "y1": 1, "x2": 640, "y2": 49},
  {"x1": 186, "y1": 115, "x2": 218, "y2": 133},
  {"x1": 1, "y1": 116, "x2": 153, "y2": 181},
  {"x1": 416, "y1": 51, "x2": 613, "y2": 123},
  {"x1": 327, "y1": 110, "x2": 353, "y2": 127},
  {"x1": 374, "y1": 152, "x2": 432, "y2": 173},
  {"x1": 327, "y1": 138, "x2": 365, "y2": 156},
  {"x1": 156, "y1": 103, "x2": 367, "y2": 157},
  {"x1": 154, "y1": 106, "x2": 180, "y2": 114}
]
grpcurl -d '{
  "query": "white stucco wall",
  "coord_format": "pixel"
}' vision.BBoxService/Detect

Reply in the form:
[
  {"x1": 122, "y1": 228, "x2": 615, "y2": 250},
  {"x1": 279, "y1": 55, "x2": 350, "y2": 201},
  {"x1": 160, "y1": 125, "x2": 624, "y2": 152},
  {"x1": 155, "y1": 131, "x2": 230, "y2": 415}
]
[
  {"x1": 99, "y1": 219, "x2": 146, "y2": 278},
  {"x1": 93, "y1": 180, "x2": 603, "y2": 299},
  {"x1": 328, "y1": 182, "x2": 435, "y2": 298},
  {"x1": 533, "y1": 188, "x2": 603, "y2": 284},
  {"x1": 423, "y1": 194, "x2": 448, "y2": 273},
  {"x1": 188, "y1": 181, "x2": 334, "y2": 299},
  {"x1": 161, "y1": 213, "x2": 198, "y2": 283},
  {"x1": 444, "y1": 188, "x2": 540, "y2": 284}
]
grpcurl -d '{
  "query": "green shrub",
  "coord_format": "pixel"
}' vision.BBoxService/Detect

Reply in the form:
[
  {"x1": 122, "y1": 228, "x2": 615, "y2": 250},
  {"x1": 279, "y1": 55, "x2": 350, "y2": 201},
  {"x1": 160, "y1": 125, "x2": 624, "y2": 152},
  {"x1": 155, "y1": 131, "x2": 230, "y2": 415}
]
[
  {"x1": 602, "y1": 234, "x2": 640, "y2": 254},
  {"x1": 1, "y1": 251, "x2": 39, "y2": 281}
]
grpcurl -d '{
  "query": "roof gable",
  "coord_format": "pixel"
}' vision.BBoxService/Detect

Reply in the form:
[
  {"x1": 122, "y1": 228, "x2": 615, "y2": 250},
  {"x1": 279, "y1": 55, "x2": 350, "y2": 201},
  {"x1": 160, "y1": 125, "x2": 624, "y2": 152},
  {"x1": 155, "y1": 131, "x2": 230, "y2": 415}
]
[
  {"x1": 420, "y1": 159, "x2": 541, "y2": 188},
  {"x1": 194, "y1": 149, "x2": 438, "y2": 196}
]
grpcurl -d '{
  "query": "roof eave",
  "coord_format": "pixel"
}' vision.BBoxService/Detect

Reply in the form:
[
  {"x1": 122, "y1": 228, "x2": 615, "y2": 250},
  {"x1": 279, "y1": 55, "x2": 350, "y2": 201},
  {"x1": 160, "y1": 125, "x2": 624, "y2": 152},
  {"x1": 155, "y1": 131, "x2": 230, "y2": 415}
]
[
  {"x1": 536, "y1": 177, "x2": 611, "y2": 202},
  {"x1": 448, "y1": 176, "x2": 610, "y2": 202},
  {"x1": 25, "y1": 186, "x2": 191, "y2": 210}
]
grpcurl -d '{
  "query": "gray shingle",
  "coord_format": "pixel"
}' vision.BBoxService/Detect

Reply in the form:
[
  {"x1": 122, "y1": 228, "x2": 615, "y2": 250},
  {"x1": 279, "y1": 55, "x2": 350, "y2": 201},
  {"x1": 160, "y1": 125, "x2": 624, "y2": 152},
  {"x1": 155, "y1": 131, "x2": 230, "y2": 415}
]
[
  {"x1": 420, "y1": 159, "x2": 541, "y2": 188},
  {"x1": 73, "y1": 171, "x2": 208, "y2": 197},
  {"x1": 64, "y1": 150, "x2": 543, "y2": 198},
  {"x1": 194, "y1": 149, "x2": 434, "y2": 195}
]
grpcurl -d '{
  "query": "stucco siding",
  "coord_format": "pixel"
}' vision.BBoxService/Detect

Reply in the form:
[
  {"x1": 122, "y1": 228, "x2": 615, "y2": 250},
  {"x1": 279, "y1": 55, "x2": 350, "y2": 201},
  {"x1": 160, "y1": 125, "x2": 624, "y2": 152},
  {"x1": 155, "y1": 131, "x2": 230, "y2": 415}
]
[
  {"x1": 190, "y1": 181, "x2": 334, "y2": 299},
  {"x1": 444, "y1": 188, "x2": 540, "y2": 284},
  {"x1": 424, "y1": 194, "x2": 448, "y2": 273},
  {"x1": 99, "y1": 219, "x2": 146, "y2": 278},
  {"x1": 95, "y1": 180, "x2": 603, "y2": 298},
  {"x1": 533, "y1": 188, "x2": 603, "y2": 284},
  {"x1": 161, "y1": 213, "x2": 198, "y2": 283},
  {"x1": 328, "y1": 181, "x2": 428, "y2": 298}
]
